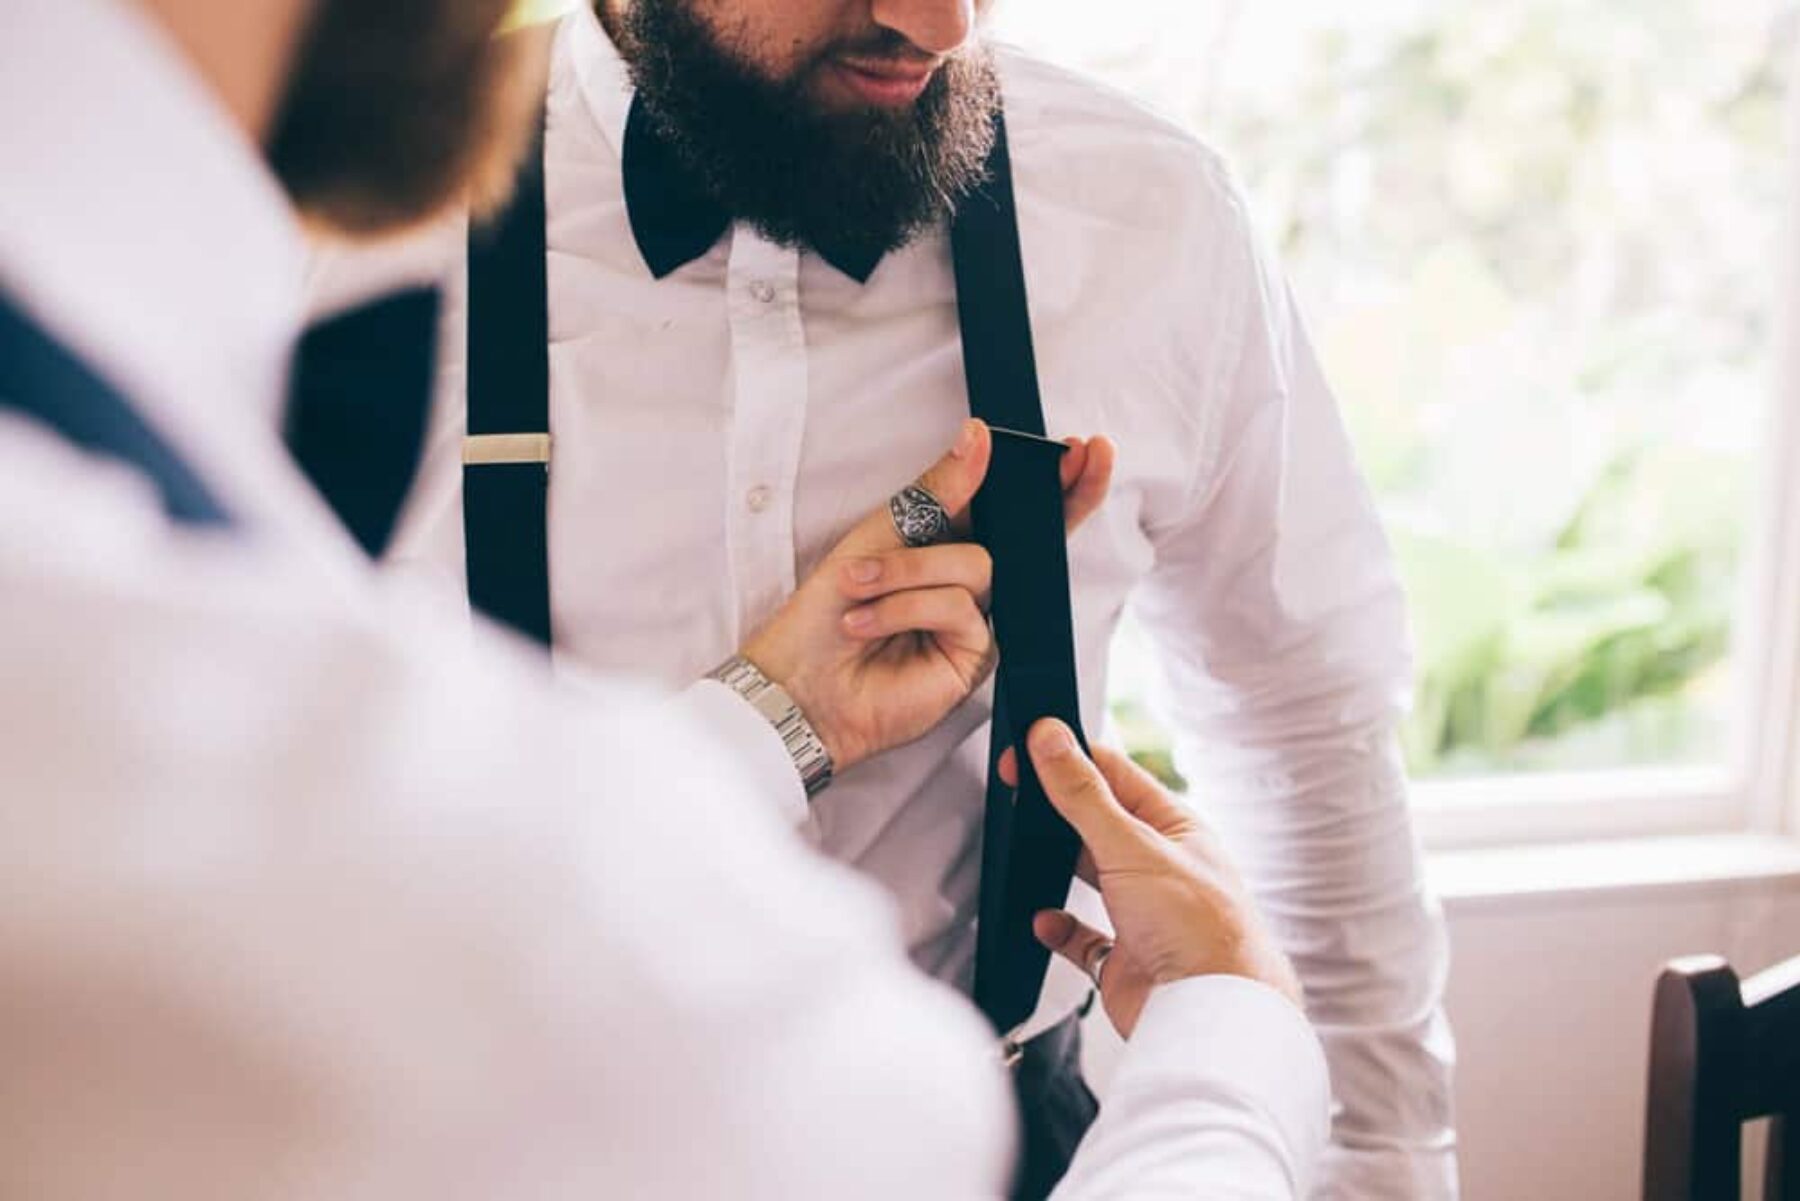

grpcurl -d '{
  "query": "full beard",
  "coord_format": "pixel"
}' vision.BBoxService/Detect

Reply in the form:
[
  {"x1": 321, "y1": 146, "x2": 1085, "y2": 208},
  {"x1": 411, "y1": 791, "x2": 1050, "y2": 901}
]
[
  {"x1": 268, "y1": 0, "x2": 549, "y2": 240},
  {"x1": 615, "y1": 0, "x2": 1000, "y2": 260}
]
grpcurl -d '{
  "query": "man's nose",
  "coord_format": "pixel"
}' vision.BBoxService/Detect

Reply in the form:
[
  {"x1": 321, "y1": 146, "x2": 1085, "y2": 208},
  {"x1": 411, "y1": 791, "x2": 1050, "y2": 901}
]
[{"x1": 868, "y1": 0, "x2": 975, "y2": 57}]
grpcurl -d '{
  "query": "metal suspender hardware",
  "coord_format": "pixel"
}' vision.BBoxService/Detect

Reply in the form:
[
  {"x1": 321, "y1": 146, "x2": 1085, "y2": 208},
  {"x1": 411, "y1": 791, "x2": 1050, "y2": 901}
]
[{"x1": 463, "y1": 432, "x2": 551, "y2": 466}]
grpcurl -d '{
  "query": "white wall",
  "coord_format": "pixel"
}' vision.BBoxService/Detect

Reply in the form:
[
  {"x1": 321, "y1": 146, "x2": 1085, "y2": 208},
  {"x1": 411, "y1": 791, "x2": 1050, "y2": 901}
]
[
  {"x1": 1444, "y1": 874, "x2": 1800, "y2": 1200},
  {"x1": 1082, "y1": 861, "x2": 1800, "y2": 1200}
]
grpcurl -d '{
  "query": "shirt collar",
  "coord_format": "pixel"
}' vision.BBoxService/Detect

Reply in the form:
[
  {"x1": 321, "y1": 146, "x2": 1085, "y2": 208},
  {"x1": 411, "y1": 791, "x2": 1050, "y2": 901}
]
[
  {"x1": 0, "y1": 0, "x2": 306, "y2": 443},
  {"x1": 566, "y1": 4, "x2": 637, "y2": 162}
]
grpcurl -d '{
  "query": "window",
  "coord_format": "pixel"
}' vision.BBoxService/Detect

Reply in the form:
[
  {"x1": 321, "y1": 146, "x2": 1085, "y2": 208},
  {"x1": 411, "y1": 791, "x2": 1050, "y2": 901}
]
[{"x1": 995, "y1": 1, "x2": 1800, "y2": 838}]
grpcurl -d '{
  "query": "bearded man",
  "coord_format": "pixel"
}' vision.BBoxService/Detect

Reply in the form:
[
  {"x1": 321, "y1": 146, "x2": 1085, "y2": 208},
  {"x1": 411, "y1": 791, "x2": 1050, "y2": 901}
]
[{"x1": 314, "y1": 2, "x2": 1460, "y2": 1197}]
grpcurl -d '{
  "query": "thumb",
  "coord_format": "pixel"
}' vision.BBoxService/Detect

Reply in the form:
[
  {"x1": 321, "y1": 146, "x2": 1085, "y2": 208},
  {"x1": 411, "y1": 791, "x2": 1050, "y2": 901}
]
[
  {"x1": 1027, "y1": 719, "x2": 1151, "y2": 868},
  {"x1": 913, "y1": 418, "x2": 994, "y2": 523},
  {"x1": 835, "y1": 420, "x2": 992, "y2": 557},
  {"x1": 1090, "y1": 746, "x2": 1196, "y2": 839}
]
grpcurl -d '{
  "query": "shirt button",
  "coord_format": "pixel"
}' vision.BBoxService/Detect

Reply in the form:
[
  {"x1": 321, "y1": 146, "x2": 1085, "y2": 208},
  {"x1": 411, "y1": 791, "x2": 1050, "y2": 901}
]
[
  {"x1": 746, "y1": 485, "x2": 773, "y2": 513},
  {"x1": 749, "y1": 279, "x2": 776, "y2": 304}
]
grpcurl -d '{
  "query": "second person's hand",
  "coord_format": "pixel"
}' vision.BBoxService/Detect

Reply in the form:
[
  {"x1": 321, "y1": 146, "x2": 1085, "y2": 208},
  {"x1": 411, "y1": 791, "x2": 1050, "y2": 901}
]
[{"x1": 1000, "y1": 720, "x2": 1304, "y2": 1038}]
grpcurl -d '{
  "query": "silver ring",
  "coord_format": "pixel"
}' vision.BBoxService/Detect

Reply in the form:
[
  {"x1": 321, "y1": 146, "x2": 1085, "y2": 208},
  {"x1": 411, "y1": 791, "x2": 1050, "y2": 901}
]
[
  {"x1": 1086, "y1": 941, "x2": 1115, "y2": 990},
  {"x1": 889, "y1": 483, "x2": 951, "y2": 548}
]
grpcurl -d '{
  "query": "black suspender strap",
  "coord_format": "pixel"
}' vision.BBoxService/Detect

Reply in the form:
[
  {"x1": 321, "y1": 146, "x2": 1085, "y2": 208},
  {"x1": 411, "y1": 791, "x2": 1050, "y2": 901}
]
[
  {"x1": 951, "y1": 111, "x2": 1090, "y2": 1036},
  {"x1": 464, "y1": 117, "x2": 555, "y2": 646},
  {"x1": 0, "y1": 290, "x2": 233, "y2": 529}
]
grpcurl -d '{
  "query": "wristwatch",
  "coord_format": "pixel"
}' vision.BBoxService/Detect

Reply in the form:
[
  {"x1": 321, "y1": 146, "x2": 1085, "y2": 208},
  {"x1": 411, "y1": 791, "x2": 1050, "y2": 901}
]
[{"x1": 707, "y1": 655, "x2": 835, "y2": 800}]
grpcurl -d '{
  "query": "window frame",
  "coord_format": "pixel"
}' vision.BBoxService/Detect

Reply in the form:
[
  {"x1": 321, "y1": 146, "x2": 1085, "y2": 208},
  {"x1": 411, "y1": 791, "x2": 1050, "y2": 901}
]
[{"x1": 1741, "y1": 156, "x2": 1800, "y2": 845}]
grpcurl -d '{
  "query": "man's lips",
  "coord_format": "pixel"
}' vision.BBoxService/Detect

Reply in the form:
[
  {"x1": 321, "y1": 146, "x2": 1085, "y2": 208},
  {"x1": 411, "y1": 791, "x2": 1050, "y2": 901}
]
[{"x1": 826, "y1": 55, "x2": 939, "y2": 107}]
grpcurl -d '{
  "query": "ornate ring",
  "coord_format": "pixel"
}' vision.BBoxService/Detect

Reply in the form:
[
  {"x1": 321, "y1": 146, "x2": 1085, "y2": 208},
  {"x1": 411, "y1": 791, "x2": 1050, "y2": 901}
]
[
  {"x1": 888, "y1": 483, "x2": 951, "y2": 548},
  {"x1": 1086, "y1": 941, "x2": 1115, "y2": 990}
]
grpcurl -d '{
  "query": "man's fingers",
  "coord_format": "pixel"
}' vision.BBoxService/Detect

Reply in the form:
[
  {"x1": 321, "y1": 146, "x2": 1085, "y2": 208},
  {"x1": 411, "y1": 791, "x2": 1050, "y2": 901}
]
[
  {"x1": 829, "y1": 421, "x2": 1107, "y2": 566},
  {"x1": 832, "y1": 420, "x2": 993, "y2": 559},
  {"x1": 838, "y1": 543, "x2": 993, "y2": 609},
  {"x1": 1090, "y1": 745, "x2": 1197, "y2": 838},
  {"x1": 842, "y1": 586, "x2": 990, "y2": 652},
  {"x1": 1032, "y1": 910, "x2": 1113, "y2": 982},
  {"x1": 914, "y1": 418, "x2": 994, "y2": 525},
  {"x1": 1062, "y1": 435, "x2": 1115, "y2": 534},
  {"x1": 1058, "y1": 438, "x2": 1089, "y2": 493},
  {"x1": 997, "y1": 749, "x2": 1102, "y2": 887},
  {"x1": 1028, "y1": 719, "x2": 1151, "y2": 865}
]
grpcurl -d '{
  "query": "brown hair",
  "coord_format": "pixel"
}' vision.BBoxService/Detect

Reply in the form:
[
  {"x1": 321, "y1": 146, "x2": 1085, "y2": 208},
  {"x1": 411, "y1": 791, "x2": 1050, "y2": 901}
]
[{"x1": 268, "y1": 0, "x2": 549, "y2": 239}]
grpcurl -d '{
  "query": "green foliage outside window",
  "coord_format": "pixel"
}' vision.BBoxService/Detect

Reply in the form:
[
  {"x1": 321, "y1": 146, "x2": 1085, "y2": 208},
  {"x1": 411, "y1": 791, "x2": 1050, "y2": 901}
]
[{"x1": 1002, "y1": 0, "x2": 1798, "y2": 781}]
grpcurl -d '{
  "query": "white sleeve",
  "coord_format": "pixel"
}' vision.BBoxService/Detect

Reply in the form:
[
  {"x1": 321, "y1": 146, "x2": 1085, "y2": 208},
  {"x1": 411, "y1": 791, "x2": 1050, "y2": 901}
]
[
  {"x1": 1054, "y1": 978, "x2": 1332, "y2": 1201},
  {"x1": 1132, "y1": 177, "x2": 1457, "y2": 1198},
  {"x1": 666, "y1": 678, "x2": 819, "y2": 834},
  {"x1": 0, "y1": 426, "x2": 1008, "y2": 1201}
]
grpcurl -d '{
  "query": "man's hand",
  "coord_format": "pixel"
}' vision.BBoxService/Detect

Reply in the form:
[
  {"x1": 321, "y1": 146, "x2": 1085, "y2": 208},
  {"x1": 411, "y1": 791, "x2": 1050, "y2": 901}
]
[
  {"x1": 742, "y1": 420, "x2": 1114, "y2": 774},
  {"x1": 1000, "y1": 720, "x2": 1304, "y2": 1038}
]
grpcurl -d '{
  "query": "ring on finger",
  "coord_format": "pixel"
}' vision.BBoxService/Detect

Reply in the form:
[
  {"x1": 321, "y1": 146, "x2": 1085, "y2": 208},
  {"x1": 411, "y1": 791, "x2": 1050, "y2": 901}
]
[
  {"x1": 888, "y1": 483, "x2": 951, "y2": 549},
  {"x1": 1086, "y1": 940, "x2": 1115, "y2": 990}
]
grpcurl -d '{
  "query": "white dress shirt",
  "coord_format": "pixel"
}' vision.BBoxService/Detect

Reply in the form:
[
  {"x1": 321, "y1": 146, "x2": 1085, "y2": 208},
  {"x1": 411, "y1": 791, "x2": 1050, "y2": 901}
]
[
  {"x1": 317, "y1": 12, "x2": 1458, "y2": 1196},
  {"x1": 1, "y1": 1, "x2": 1329, "y2": 1197}
]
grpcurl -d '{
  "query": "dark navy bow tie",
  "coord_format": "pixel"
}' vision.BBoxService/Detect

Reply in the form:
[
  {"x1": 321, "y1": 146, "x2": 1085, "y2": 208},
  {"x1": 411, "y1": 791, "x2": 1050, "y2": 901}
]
[
  {"x1": 285, "y1": 288, "x2": 441, "y2": 558},
  {"x1": 622, "y1": 96, "x2": 887, "y2": 284}
]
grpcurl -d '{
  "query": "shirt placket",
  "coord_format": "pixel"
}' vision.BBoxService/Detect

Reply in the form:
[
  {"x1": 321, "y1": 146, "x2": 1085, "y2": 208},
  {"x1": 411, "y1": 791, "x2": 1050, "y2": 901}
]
[{"x1": 723, "y1": 231, "x2": 808, "y2": 646}]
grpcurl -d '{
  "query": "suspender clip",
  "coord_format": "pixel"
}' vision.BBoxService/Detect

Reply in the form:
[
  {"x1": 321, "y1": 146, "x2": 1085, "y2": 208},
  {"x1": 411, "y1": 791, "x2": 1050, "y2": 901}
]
[{"x1": 464, "y1": 432, "x2": 551, "y2": 467}]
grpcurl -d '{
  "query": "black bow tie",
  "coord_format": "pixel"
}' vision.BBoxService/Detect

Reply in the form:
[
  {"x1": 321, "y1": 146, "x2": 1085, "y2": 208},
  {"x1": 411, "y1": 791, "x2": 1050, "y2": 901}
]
[{"x1": 622, "y1": 96, "x2": 887, "y2": 284}]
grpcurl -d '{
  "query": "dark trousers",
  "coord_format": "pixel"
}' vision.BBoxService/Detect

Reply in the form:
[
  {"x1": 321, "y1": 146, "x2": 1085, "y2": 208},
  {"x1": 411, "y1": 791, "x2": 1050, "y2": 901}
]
[{"x1": 1009, "y1": 1013, "x2": 1100, "y2": 1201}]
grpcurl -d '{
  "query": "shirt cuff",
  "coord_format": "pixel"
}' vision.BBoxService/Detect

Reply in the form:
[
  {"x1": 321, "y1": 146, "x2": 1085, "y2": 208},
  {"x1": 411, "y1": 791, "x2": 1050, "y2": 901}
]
[
  {"x1": 1112, "y1": 975, "x2": 1332, "y2": 1187},
  {"x1": 670, "y1": 679, "x2": 815, "y2": 835}
]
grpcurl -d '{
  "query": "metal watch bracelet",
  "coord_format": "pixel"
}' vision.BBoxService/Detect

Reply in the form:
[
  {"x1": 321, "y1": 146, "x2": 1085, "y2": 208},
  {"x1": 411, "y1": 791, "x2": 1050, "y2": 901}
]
[{"x1": 706, "y1": 655, "x2": 835, "y2": 800}]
